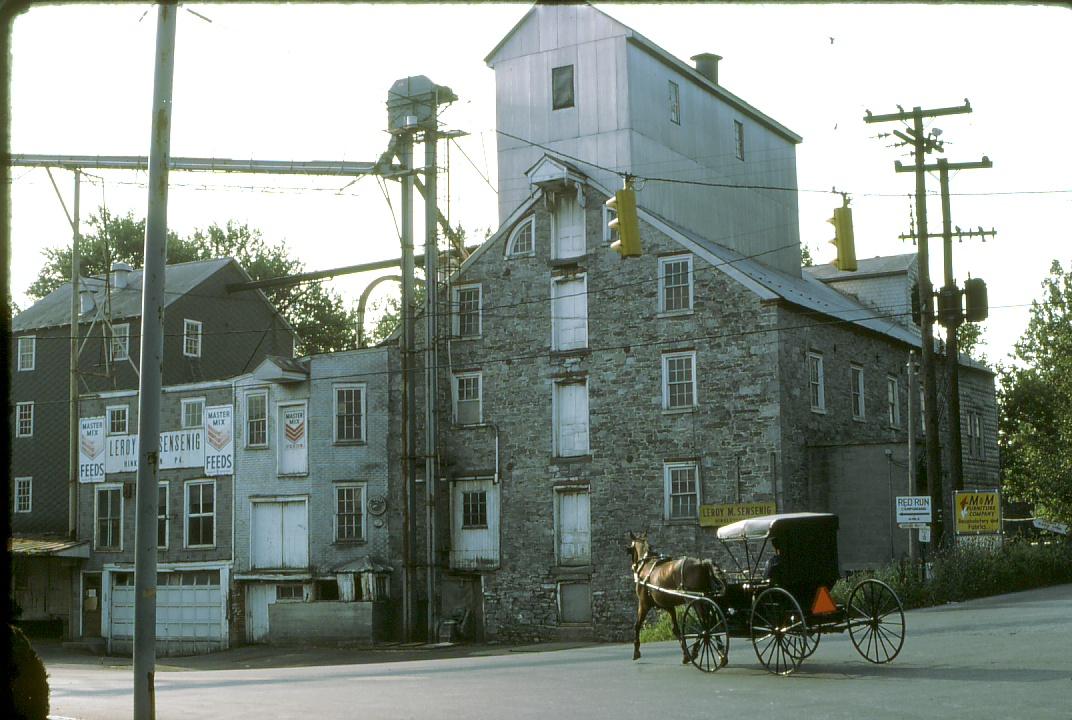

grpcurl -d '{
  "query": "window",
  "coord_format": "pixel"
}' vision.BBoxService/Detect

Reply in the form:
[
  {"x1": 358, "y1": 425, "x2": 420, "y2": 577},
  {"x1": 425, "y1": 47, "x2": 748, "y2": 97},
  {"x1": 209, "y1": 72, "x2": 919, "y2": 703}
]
[
  {"x1": 158, "y1": 483, "x2": 169, "y2": 549},
  {"x1": 669, "y1": 81, "x2": 680, "y2": 124},
  {"x1": 551, "y1": 64, "x2": 574, "y2": 110},
  {"x1": 246, "y1": 390, "x2": 268, "y2": 447},
  {"x1": 181, "y1": 398, "x2": 205, "y2": 429},
  {"x1": 17, "y1": 336, "x2": 35, "y2": 371},
  {"x1": 108, "y1": 405, "x2": 128, "y2": 435},
  {"x1": 553, "y1": 381, "x2": 590, "y2": 457},
  {"x1": 335, "y1": 484, "x2": 365, "y2": 542},
  {"x1": 506, "y1": 217, "x2": 534, "y2": 257},
  {"x1": 602, "y1": 202, "x2": 617, "y2": 245},
  {"x1": 453, "y1": 372, "x2": 482, "y2": 426},
  {"x1": 15, "y1": 402, "x2": 34, "y2": 438},
  {"x1": 808, "y1": 352, "x2": 825, "y2": 413},
  {"x1": 183, "y1": 319, "x2": 202, "y2": 357},
  {"x1": 659, "y1": 255, "x2": 693, "y2": 313},
  {"x1": 15, "y1": 477, "x2": 32, "y2": 513},
  {"x1": 555, "y1": 489, "x2": 590, "y2": 566},
  {"x1": 185, "y1": 480, "x2": 215, "y2": 548},
  {"x1": 276, "y1": 584, "x2": 304, "y2": 601},
  {"x1": 553, "y1": 192, "x2": 584, "y2": 259},
  {"x1": 552, "y1": 275, "x2": 588, "y2": 351},
  {"x1": 919, "y1": 387, "x2": 926, "y2": 432},
  {"x1": 453, "y1": 285, "x2": 481, "y2": 338},
  {"x1": 967, "y1": 410, "x2": 984, "y2": 458},
  {"x1": 462, "y1": 490, "x2": 488, "y2": 528},
  {"x1": 734, "y1": 119, "x2": 745, "y2": 161},
  {"x1": 110, "y1": 324, "x2": 130, "y2": 362},
  {"x1": 887, "y1": 376, "x2": 900, "y2": 428},
  {"x1": 851, "y1": 365, "x2": 865, "y2": 420},
  {"x1": 334, "y1": 384, "x2": 365, "y2": 443},
  {"x1": 662, "y1": 351, "x2": 697, "y2": 410},
  {"x1": 95, "y1": 485, "x2": 122, "y2": 551},
  {"x1": 664, "y1": 462, "x2": 699, "y2": 522}
]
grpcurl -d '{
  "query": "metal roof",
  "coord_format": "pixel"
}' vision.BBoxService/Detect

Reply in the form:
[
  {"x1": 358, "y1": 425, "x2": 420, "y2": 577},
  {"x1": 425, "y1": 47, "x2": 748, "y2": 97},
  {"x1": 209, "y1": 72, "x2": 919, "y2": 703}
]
[
  {"x1": 9, "y1": 535, "x2": 91, "y2": 558},
  {"x1": 805, "y1": 254, "x2": 917, "y2": 282},
  {"x1": 12, "y1": 257, "x2": 234, "y2": 332}
]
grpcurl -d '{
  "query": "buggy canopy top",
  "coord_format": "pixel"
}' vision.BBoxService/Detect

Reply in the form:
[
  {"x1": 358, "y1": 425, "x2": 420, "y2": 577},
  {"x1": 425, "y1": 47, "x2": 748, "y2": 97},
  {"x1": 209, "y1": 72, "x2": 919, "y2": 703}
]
[{"x1": 716, "y1": 512, "x2": 839, "y2": 542}]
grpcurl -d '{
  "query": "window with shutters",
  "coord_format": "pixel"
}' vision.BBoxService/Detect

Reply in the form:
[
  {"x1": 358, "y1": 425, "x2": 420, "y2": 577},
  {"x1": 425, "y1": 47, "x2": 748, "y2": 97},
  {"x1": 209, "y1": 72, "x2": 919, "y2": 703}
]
[
  {"x1": 555, "y1": 489, "x2": 591, "y2": 566},
  {"x1": 553, "y1": 381, "x2": 589, "y2": 458},
  {"x1": 453, "y1": 372, "x2": 482, "y2": 426},
  {"x1": 552, "y1": 274, "x2": 588, "y2": 351},
  {"x1": 552, "y1": 193, "x2": 584, "y2": 259}
]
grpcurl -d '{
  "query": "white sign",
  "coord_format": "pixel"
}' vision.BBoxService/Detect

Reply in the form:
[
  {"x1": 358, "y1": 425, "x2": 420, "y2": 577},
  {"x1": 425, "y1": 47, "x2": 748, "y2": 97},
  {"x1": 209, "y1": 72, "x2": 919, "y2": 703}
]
[
  {"x1": 1033, "y1": 518, "x2": 1070, "y2": 536},
  {"x1": 919, "y1": 526, "x2": 931, "y2": 543},
  {"x1": 896, "y1": 496, "x2": 932, "y2": 524},
  {"x1": 159, "y1": 429, "x2": 204, "y2": 469},
  {"x1": 106, "y1": 434, "x2": 139, "y2": 474},
  {"x1": 78, "y1": 416, "x2": 106, "y2": 483},
  {"x1": 278, "y1": 403, "x2": 308, "y2": 475},
  {"x1": 204, "y1": 405, "x2": 234, "y2": 476}
]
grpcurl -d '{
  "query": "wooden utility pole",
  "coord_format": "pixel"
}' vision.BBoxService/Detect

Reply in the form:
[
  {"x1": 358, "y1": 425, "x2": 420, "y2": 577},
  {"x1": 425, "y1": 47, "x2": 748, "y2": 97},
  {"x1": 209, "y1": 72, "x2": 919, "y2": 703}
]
[
  {"x1": 68, "y1": 171, "x2": 81, "y2": 540},
  {"x1": 865, "y1": 101, "x2": 971, "y2": 546}
]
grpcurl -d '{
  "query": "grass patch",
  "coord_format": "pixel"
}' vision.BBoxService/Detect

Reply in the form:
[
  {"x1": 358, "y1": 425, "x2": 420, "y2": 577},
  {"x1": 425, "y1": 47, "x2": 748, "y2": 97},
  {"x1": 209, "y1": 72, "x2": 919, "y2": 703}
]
[{"x1": 638, "y1": 609, "x2": 677, "y2": 643}]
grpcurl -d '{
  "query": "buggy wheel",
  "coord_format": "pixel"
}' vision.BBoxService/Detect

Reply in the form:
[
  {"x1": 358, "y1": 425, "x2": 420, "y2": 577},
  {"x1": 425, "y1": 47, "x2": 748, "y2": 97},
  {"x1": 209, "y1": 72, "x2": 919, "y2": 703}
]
[
  {"x1": 801, "y1": 629, "x2": 821, "y2": 659},
  {"x1": 848, "y1": 579, "x2": 905, "y2": 664},
  {"x1": 751, "y1": 587, "x2": 808, "y2": 675},
  {"x1": 681, "y1": 597, "x2": 729, "y2": 673}
]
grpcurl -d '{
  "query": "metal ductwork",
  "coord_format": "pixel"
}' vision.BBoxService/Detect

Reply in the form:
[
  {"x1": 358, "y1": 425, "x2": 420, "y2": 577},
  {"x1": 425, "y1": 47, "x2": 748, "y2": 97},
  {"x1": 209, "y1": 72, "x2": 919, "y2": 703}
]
[{"x1": 690, "y1": 53, "x2": 722, "y2": 85}]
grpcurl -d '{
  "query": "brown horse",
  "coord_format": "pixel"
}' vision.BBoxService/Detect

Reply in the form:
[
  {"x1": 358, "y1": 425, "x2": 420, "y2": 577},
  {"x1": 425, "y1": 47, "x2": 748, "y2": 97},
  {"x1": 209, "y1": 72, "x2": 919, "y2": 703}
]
[{"x1": 628, "y1": 531, "x2": 725, "y2": 664}]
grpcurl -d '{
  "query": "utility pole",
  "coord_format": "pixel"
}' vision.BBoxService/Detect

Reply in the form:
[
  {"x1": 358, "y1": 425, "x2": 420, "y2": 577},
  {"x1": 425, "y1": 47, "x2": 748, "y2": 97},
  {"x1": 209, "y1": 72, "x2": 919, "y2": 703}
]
[
  {"x1": 865, "y1": 100, "x2": 971, "y2": 546},
  {"x1": 424, "y1": 128, "x2": 439, "y2": 643},
  {"x1": 906, "y1": 350, "x2": 917, "y2": 566},
  {"x1": 68, "y1": 170, "x2": 81, "y2": 540},
  {"x1": 398, "y1": 128, "x2": 417, "y2": 643},
  {"x1": 134, "y1": 5, "x2": 176, "y2": 718}
]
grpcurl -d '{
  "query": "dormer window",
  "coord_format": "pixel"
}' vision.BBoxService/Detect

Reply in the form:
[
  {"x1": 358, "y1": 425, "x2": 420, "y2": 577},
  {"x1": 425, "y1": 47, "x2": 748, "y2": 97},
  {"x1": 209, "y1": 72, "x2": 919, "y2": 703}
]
[
  {"x1": 552, "y1": 65, "x2": 574, "y2": 110},
  {"x1": 506, "y1": 217, "x2": 535, "y2": 257}
]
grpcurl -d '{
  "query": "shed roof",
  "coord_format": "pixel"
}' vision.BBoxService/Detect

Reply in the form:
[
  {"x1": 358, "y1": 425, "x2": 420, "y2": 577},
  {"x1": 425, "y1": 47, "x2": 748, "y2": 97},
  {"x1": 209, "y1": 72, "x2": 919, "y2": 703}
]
[{"x1": 9, "y1": 535, "x2": 91, "y2": 558}]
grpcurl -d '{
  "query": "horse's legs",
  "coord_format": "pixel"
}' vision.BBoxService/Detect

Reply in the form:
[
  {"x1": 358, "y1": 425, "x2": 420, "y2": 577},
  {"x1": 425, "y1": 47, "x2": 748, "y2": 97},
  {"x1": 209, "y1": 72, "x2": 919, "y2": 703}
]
[
  {"x1": 668, "y1": 605, "x2": 692, "y2": 664},
  {"x1": 633, "y1": 590, "x2": 651, "y2": 661}
]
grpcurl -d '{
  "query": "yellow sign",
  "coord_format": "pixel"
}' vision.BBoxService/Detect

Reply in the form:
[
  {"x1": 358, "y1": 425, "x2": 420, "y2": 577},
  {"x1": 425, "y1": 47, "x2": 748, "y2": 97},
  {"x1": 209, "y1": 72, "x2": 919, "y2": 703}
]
[
  {"x1": 700, "y1": 502, "x2": 777, "y2": 528},
  {"x1": 954, "y1": 490, "x2": 1001, "y2": 535}
]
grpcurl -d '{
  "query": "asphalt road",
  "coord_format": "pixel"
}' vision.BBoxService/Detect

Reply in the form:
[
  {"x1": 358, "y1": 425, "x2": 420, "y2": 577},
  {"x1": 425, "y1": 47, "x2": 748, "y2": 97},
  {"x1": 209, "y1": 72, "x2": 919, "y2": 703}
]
[{"x1": 42, "y1": 583, "x2": 1072, "y2": 720}]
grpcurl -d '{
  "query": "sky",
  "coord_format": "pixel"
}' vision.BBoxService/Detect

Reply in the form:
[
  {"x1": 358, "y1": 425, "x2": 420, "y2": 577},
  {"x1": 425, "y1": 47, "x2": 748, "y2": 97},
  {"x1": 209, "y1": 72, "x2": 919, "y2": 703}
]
[{"x1": 7, "y1": 2, "x2": 1072, "y2": 366}]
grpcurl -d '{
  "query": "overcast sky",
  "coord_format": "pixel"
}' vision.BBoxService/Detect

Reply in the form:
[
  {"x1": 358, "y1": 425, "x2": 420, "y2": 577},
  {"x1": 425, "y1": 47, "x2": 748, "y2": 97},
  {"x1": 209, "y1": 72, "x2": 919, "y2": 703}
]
[{"x1": 8, "y1": 2, "x2": 1071, "y2": 365}]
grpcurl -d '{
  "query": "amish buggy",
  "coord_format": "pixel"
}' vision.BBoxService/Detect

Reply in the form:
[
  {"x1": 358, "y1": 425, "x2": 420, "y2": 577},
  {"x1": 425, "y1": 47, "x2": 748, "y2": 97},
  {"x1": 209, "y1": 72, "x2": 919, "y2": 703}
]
[{"x1": 628, "y1": 512, "x2": 905, "y2": 675}]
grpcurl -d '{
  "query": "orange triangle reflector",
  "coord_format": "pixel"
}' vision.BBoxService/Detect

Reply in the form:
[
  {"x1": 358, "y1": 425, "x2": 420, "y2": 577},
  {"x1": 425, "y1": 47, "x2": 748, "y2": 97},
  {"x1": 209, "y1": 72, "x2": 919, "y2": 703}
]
[{"x1": 811, "y1": 586, "x2": 838, "y2": 615}]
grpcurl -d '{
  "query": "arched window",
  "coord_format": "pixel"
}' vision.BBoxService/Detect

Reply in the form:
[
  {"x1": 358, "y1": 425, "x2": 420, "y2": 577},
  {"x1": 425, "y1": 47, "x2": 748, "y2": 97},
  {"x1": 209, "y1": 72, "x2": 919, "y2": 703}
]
[{"x1": 506, "y1": 217, "x2": 535, "y2": 257}]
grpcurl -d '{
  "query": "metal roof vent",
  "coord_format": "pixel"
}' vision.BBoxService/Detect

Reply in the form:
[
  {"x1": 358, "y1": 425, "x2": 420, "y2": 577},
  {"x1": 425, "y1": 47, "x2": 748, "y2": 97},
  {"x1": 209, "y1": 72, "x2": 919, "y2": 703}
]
[
  {"x1": 691, "y1": 53, "x2": 722, "y2": 85},
  {"x1": 111, "y1": 262, "x2": 133, "y2": 290}
]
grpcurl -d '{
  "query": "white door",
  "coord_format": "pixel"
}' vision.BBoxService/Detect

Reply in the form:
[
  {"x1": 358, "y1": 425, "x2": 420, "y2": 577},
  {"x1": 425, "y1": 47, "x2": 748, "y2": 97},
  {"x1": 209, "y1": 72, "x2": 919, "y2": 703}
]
[
  {"x1": 555, "y1": 382, "x2": 589, "y2": 457},
  {"x1": 553, "y1": 276, "x2": 588, "y2": 351},
  {"x1": 557, "y1": 490, "x2": 591, "y2": 566},
  {"x1": 246, "y1": 584, "x2": 274, "y2": 643},
  {"x1": 251, "y1": 500, "x2": 308, "y2": 569},
  {"x1": 554, "y1": 194, "x2": 584, "y2": 259},
  {"x1": 450, "y1": 479, "x2": 500, "y2": 570}
]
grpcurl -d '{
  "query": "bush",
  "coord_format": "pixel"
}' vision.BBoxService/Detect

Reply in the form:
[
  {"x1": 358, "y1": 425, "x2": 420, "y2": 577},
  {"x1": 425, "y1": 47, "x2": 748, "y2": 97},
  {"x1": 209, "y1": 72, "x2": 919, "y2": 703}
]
[
  {"x1": 8, "y1": 625, "x2": 49, "y2": 720},
  {"x1": 638, "y1": 608, "x2": 677, "y2": 643}
]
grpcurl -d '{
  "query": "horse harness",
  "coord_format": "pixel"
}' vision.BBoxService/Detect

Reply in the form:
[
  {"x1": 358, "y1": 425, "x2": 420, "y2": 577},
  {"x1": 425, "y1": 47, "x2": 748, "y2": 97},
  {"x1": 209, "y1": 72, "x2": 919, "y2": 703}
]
[{"x1": 633, "y1": 551, "x2": 688, "y2": 594}]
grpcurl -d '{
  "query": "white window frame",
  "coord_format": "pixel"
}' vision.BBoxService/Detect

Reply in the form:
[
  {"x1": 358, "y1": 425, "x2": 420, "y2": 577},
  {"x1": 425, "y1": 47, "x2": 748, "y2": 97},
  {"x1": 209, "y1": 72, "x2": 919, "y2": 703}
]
[
  {"x1": 158, "y1": 482, "x2": 169, "y2": 550},
  {"x1": 107, "y1": 405, "x2": 129, "y2": 435},
  {"x1": 15, "y1": 477, "x2": 32, "y2": 513},
  {"x1": 276, "y1": 583, "x2": 305, "y2": 602},
  {"x1": 887, "y1": 376, "x2": 900, "y2": 428},
  {"x1": 658, "y1": 254, "x2": 694, "y2": 314},
  {"x1": 333, "y1": 383, "x2": 366, "y2": 444},
  {"x1": 664, "y1": 462, "x2": 700, "y2": 523},
  {"x1": 734, "y1": 119, "x2": 745, "y2": 161},
  {"x1": 851, "y1": 364, "x2": 865, "y2": 420},
  {"x1": 452, "y1": 372, "x2": 483, "y2": 426},
  {"x1": 245, "y1": 389, "x2": 269, "y2": 448},
  {"x1": 662, "y1": 351, "x2": 698, "y2": 410},
  {"x1": 183, "y1": 319, "x2": 203, "y2": 358},
  {"x1": 181, "y1": 397, "x2": 205, "y2": 429},
  {"x1": 553, "y1": 380, "x2": 590, "y2": 458},
  {"x1": 94, "y1": 484, "x2": 123, "y2": 552},
  {"x1": 551, "y1": 273, "x2": 589, "y2": 352},
  {"x1": 461, "y1": 487, "x2": 489, "y2": 529},
  {"x1": 602, "y1": 202, "x2": 617, "y2": 245},
  {"x1": 17, "y1": 336, "x2": 35, "y2": 371},
  {"x1": 808, "y1": 352, "x2": 826, "y2": 413},
  {"x1": 15, "y1": 402, "x2": 34, "y2": 438},
  {"x1": 184, "y1": 479, "x2": 216, "y2": 549},
  {"x1": 506, "y1": 217, "x2": 535, "y2": 257},
  {"x1": 669, "y1": 80, "x2": 680, "y2": 124},
  {"x1": 110, "y1": 323, "x2": 130, "y2": 362},
  {"x1": 334, "y1": 483, "x2": 367, "y2": 543},
  {"x1": 453, "y1": 284, "x2": 482, "y2": 339}
]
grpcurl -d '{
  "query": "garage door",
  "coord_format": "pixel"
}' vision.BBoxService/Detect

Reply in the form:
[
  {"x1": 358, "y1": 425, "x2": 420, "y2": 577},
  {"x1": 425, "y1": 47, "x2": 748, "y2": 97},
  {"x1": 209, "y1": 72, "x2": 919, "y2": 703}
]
[{"x1": 110, "y1": 570, "x2": 223, "y2": 641}]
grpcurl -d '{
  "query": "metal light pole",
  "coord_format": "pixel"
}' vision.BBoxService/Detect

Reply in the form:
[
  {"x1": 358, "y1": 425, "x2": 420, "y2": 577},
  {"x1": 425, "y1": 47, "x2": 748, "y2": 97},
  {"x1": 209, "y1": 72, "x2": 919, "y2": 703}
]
[{"x1": 68, "y1": 170, "x2": 81, "y2": 539}]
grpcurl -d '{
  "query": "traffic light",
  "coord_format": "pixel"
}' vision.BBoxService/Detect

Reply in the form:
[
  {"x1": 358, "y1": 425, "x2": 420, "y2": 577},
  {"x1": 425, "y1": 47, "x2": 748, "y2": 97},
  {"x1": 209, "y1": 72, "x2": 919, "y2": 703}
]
[
  {"x1": 827, "y1": 206, "x2": 857, "y2": 272},
  {"x1": 607, "y1": 186, "x2": 641, "y2": 258},
  {"x1": 964, "y1": 277, "x2": 988, "y2": 322}
]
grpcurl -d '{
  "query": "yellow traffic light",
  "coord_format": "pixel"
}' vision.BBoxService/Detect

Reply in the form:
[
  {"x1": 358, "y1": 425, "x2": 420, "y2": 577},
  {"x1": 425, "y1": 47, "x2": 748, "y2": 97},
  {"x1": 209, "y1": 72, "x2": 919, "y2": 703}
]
[
  {"x1": 607, "y1": 187, "x2": 641, "y2": 258},
  {"x1": 827, "y1": 206, "x2": 857, "y2": 272}
]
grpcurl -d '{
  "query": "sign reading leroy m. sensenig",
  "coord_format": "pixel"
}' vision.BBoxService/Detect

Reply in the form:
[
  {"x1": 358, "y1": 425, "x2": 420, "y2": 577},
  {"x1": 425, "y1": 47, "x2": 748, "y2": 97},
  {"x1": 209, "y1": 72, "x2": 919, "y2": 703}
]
[
  {"x1": 955, "y1": 490, "x2": 1001, "y2": 535},
  {"x1": 896, "y1": 496, "x2": 932, "y2": 525},
  {"x1": 700, "y1": 501, "x2": 777, "y2": 528}
]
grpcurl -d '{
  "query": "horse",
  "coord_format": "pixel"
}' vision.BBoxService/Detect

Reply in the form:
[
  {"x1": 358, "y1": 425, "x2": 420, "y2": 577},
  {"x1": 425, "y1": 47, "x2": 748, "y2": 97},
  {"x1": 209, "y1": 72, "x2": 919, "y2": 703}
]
[{"x1": 627, "y1": 531, "x2": 726, "y2": 665}]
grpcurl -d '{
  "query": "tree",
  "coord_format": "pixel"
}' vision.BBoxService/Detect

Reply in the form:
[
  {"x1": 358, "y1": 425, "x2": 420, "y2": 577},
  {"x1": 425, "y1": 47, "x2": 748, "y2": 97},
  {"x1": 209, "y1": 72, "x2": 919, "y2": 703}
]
[
  {"x1": 800, "y1": 243, "x2": 814, "y2": 267},
  {"x1": 26, "y1": 208, "x2": 357, "y2": 355},
  {"x1": 957, "y1": 321, "x2": 986, "y2": 363},
  {"x1": 999, "y1": 260, "x2": 1072, "y2": 526}
]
